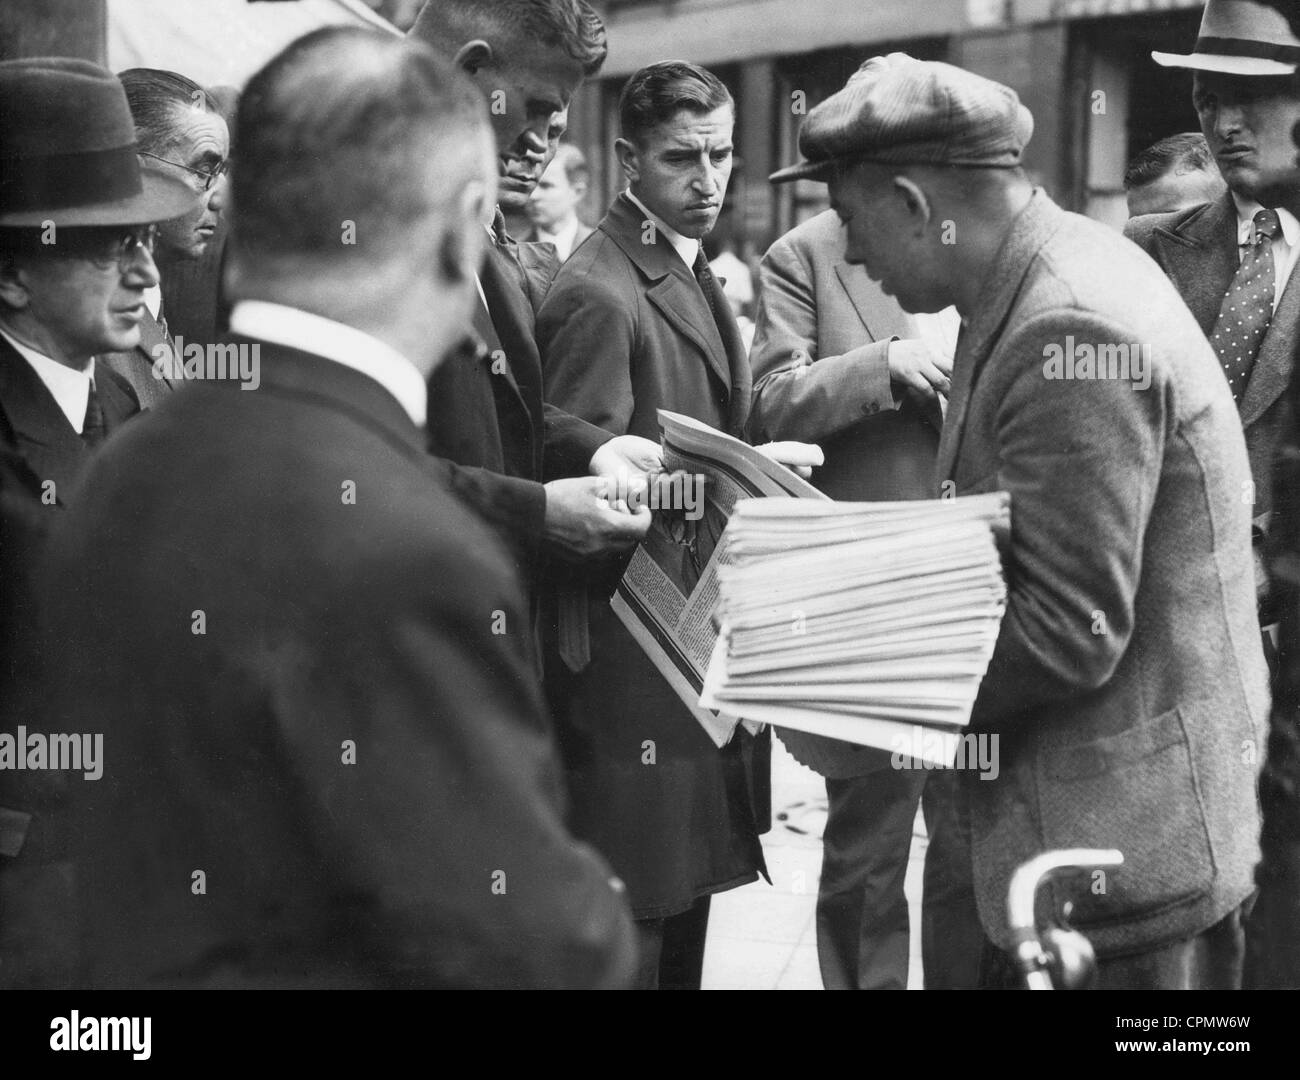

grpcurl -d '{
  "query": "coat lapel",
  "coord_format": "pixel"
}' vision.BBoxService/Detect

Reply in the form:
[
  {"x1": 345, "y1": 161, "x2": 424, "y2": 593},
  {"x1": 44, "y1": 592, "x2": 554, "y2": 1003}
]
[
  {"x1": 0, "y1": 336, "x2": 88, "y2": 501},
  {"x1": 603, "y1": 194, "x2": 734, "y2": 393},
  {"x1": 1151, "y1": 193, "x2": 1238, "y2": 335},
  {"x1": 936, "y1": 191, "x2": 1064, "y2": 483},
  {"x1": 136, "y1": 309, "x2": 173, "y2": 388},
  {"x1": 834, "y1": 261, "x2": 917, "y2": 342}
]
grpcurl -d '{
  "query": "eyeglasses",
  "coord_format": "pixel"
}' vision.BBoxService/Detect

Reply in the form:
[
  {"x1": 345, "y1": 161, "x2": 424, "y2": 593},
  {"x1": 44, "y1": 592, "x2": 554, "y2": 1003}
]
[
  {"x1": 138, "y1": 151, "x2": 230, "y2": 192},
  {"x1": 50, "y1": 224, "x2": 159, "y2": 273}
]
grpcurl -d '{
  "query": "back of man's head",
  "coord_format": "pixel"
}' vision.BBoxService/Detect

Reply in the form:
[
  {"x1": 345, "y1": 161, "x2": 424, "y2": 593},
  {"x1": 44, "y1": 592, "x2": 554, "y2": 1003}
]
[
  {"x1": 118, "y1": 67, "x2": 212, "y2": 156},
  {"x1": 409, "y1": 0, "x2": 606, "y2": 76},
  {"x1": 1124, "y1": 132, "x2": 1225, "y2": 216},
  {"x1": 619, "y1": 60, "x2": 733, "y2": 146},
  {"x1": 229, "y1": 27, "x2": 490, "y2": 278}
]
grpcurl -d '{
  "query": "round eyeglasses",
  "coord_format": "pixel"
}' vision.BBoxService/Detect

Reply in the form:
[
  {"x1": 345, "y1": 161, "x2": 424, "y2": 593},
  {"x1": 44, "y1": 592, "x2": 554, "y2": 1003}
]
[{"x1": 138, "y1": 151, "x2": 230, "y2": 192}]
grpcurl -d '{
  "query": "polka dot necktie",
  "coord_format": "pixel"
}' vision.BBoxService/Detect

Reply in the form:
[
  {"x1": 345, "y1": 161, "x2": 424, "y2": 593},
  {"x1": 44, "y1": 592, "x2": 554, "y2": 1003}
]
[{"x1": 1209, "y1": 208, "x2": 1281, "y2": 405}]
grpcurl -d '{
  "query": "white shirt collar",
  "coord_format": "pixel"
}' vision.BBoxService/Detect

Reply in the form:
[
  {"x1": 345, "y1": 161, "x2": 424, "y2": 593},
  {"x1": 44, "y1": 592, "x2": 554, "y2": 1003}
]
[
  {"x1": 228, "y1": 301, "x2": 426, "y2": 428},
  {"x1": 143, "y1": 285, "x2": 162, "y2": 321},
  {"x1": 625, "y1": 190, "x2": 700, "y2": 271},
  {"x1": 0, "y1": 325, "x2": 94, "y2": 433},
  {"x1": 536, "y1": 216, "x2": 581, "y2": 262},
  {"x1": 1231, "y1": 193, "x2": 1300, "y2": 247}
]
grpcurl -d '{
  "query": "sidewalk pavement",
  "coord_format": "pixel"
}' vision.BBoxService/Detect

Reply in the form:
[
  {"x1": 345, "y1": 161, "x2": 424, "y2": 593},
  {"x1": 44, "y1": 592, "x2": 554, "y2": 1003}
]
[{"x1": 701, "y1": 734, "x2": 927, "y2": 990}]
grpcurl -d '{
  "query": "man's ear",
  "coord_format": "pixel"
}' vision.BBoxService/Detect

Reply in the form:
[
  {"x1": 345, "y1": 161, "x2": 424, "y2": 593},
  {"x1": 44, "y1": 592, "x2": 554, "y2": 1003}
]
[
  {"x1": 614, "y1": 138, "x2": 640, "y2": 186},
  {"x1": 892, "y1": 176, "x2": 932, "y2": 233},
  {"x1": 0, "y1": 254, "x2": 31, "y2": 311},
  {"x1": 452, "y1": 39, "x2": 493, "y2": 77}
]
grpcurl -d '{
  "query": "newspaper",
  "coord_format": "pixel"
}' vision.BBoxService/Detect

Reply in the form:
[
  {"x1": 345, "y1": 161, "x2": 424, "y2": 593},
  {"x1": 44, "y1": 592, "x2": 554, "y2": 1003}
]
[
  {"x1": 700, "y1": 493, "x2": 1011, "y2": 767},
  {"x1": 609, "y1": 410, "x2": 827, "y2": 746}
]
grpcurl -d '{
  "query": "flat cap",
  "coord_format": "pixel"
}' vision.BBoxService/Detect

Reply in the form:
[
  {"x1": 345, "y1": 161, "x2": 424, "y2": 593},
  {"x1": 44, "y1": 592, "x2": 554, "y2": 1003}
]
[{"x1": 770, "y1": 52, "x2": 1034, "y2": 184}]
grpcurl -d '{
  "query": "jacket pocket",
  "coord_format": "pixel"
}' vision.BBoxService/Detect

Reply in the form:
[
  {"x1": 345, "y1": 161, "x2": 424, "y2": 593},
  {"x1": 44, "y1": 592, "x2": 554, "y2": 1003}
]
[{"x1": 1035, "y1": 704, "x2": 1214, "y2": 927}]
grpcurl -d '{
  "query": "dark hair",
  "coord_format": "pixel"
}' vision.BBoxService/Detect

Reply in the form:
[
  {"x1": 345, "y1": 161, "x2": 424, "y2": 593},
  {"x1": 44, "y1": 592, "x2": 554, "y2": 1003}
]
[
  {"x1": 231, "y1": 27, "x2": 488, "y2": 264},
  {"x1": 410, "y1": 0, "x2": 606, "y2": 77},
  {"x1": 1124, "y1": 132, "x2": 1215, "y2": 192},
  {"x1": 619, "y1": 61, "x2": 733, "y2": 145},
  {"x1": 118, "y1": 68, "x2": 213, "y2": 155}
]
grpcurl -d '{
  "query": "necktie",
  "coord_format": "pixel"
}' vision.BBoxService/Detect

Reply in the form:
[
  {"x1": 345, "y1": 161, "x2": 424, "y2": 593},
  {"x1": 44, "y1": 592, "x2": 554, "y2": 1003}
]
[
  {"x1": 1210, "y1": 208, "x2": 1281, "y2": 404},
  {"x1": 693, "y1": 248, "x2": 724, "y2": 323},
  {"x1": 82, "y1": 379, "x2": 106, "y2": 448}
]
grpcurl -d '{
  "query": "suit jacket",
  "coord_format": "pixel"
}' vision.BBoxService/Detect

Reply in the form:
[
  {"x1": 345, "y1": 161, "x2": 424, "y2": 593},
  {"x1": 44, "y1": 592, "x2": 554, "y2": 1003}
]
[
  {"x1": 1125, "y1": 192, "x2": 1295, "y2": 525},
  {"x1": 100, "y1": 306, "x2": 178, "y2": 410},
  {"x1": 0, "y1": 335, "x2": 138, "y2": 507},
  {"x1": 11, "y1": 338, "x2": 636, "y2": 988},
  {"x1": 535, "y1": 193, "x2": 768, "y2": 918},
  {"x1": 747, "y1": 208, "x2": 941, "y2": 779},
  {"x1": 426, "y1": 238, "x2": 611, "y2": 577},
  {"x1": 944, "y1": 191, "x2": 1269, "y2": 957},
  {"x1": 748, "y1": 209, "x2": 907, "y2": 444}
]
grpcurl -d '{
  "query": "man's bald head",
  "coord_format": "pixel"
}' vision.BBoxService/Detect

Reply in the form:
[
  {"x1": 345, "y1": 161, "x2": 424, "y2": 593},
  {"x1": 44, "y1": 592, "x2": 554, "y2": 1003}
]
[
  {"x1": 828, "y1": 160, "x2": 1033, "y2": 315},
  {"x1": 229, "y1": 27, "x2": 493, "y2": 273}
]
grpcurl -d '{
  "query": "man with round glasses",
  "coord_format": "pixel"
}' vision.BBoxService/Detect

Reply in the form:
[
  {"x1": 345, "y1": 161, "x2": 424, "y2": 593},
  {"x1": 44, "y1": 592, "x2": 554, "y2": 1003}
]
[{"x1": 101, "y1": 68, "x2": 230, "y2": 406}]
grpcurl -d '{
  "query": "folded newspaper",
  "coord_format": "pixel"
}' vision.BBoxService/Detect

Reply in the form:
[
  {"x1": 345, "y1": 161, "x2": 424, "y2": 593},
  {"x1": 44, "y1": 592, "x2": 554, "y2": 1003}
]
[
  {"x1": 699, "y1": 493, "x2": 1011, "y2": 766},
  {"x1": 609, "y1": 411, "x2": 827, "y2": 747}
]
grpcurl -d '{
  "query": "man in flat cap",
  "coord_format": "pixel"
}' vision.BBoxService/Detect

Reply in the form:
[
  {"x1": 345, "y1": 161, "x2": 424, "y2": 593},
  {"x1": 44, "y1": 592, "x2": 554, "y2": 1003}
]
[
  {"x1": 1127, "y1": 0, "x2": 1300, "y2": 669},
  {"x1": 773, "y1": 52, "x2": 1269, "y2": 987}
]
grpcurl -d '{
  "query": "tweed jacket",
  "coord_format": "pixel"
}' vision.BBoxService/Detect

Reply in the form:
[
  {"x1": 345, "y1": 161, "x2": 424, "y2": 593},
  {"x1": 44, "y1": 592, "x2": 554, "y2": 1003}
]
[{"x1": 946, "y1": 191, "x2": 1269, "y2": 956}]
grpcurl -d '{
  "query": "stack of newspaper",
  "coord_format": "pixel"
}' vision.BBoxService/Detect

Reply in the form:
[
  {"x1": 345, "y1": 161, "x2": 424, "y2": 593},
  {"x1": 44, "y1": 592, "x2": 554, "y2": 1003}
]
[{"x1": 699, "y1": 493, "x2": 1011, "y2": 764}]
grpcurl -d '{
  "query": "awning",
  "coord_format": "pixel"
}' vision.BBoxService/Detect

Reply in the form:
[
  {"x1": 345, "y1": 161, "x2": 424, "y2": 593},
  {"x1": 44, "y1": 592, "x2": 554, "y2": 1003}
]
[{"x1": 107, "y1": 0, "x2": 397, "y2": 89}]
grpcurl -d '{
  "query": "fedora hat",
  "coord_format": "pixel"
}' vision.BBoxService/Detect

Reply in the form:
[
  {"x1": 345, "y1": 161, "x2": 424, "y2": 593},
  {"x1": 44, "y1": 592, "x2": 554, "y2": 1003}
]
[
  {"x1": 0, "y1": 57, "x2": 196, "y2": 228},
  {"x1": 1152, "y1": 0, "x2": 1300, "y2": 76}
]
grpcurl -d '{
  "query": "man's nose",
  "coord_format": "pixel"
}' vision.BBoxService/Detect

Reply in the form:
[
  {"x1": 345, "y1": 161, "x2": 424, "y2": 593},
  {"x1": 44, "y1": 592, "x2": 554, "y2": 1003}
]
[
  {"x1": 518, "y1": 123, "x2": 548, "y2": 161},
  {"x1": 1214, "y1": 101, "x2": 1246, "y2": 139},
  {"x1": 124, "y1": 242, "x2": 160, "y2": 288},
  {"x1": 207, "y1": 172, "x2": 228, "y2": 213}
]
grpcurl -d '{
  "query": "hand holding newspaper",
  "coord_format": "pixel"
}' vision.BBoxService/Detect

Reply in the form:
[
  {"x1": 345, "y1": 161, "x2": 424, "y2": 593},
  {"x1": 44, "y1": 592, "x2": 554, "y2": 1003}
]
[
  {"x1": 609, "y1": 411, "x2": 827, "y2": 746},
  {"x1": 612, "y1": 411, "x2": 1010, "y2": 764}
]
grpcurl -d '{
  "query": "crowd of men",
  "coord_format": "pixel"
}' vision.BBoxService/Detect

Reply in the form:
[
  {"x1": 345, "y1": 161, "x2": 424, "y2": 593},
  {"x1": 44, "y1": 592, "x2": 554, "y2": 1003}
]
[{"x1": 0, "y1": 0, "x2": 1298, "y2": 990}]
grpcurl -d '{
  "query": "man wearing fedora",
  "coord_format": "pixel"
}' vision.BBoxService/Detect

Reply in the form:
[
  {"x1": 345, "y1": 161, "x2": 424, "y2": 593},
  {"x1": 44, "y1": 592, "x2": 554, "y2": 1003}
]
[
  {"x1": 0, "y1": 56, "x2": 196, "y2": 987},
  {"x1": 0, "y1": 58, "x2": 195, "y2": 509},
  {"x1": 1127, "y1": 0, "x2": 1300, "y2": 667},
  {"x1": 774, "y1": 52, "x2": 1268, "y2": 988}
]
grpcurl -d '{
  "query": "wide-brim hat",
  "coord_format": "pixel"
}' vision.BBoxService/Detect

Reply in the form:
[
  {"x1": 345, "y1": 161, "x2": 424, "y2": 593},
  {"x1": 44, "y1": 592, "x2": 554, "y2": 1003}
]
[
  {"x1": 769, "y1": 53, "x2": 1033, "y2": 185},
  {"x1": 0, "y1": 57, "x2": 196, "y2": 228},
  {"x1": 1152, "y1": 0, "x2": 1300, "y2": 76}
]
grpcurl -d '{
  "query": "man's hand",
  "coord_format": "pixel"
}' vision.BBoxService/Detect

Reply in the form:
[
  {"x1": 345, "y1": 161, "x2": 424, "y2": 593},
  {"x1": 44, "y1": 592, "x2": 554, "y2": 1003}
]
[
  {"x1": 543, "y1": 475, "x2": 651, "y2": 559},
  {"x1": 588, "y1": 435, "x2": 663, "y2": 482},
  {"x1": 753, "y1": 441, "x2": 824, "y2": 479},
  {"x1": 888, "y1": 338, "x2": 952, "y2": 402}
]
